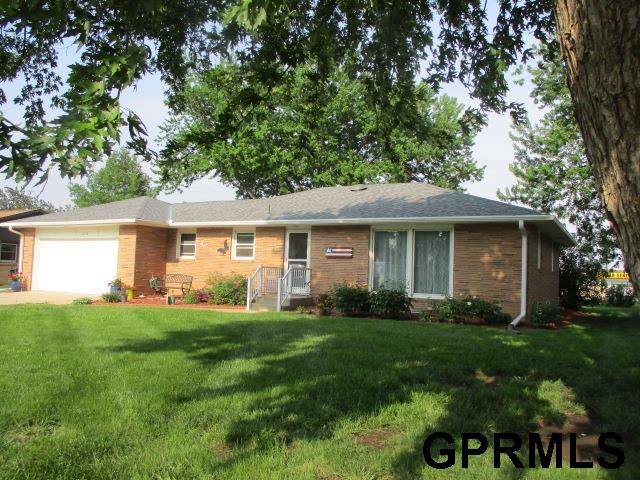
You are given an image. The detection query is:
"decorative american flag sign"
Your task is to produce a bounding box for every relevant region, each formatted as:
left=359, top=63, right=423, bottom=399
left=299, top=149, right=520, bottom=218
left=325, top=247, right=354, bottom=258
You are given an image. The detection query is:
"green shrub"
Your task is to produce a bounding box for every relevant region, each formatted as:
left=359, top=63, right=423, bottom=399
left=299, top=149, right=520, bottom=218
left=101, top=292, right=120, bottom=303
left=331, top=283, right=370, bottom=316
left=605, top=285, right=636, bottom=308
left=529, top=301, right=563, bottom=325
left=72, top=297, right=93, bottom=305
left=425, top=296, right=511, bottom=324
left=369, top=287, right=412, bottom=319
left=315, top=293, right=334, bottom=316
left=206, top=273, right=247, bottom=305
left=182, top=290, right=199, bottom=304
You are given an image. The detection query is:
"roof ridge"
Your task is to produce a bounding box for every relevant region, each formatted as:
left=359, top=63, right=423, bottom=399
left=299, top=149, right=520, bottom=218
left=450, top=190, right=542, bottom=215
left=171, top=182, right=454, bottom=206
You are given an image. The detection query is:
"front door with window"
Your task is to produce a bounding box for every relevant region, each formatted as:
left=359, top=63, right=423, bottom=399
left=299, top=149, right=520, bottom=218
left=285, top=231, right=310, bottom=295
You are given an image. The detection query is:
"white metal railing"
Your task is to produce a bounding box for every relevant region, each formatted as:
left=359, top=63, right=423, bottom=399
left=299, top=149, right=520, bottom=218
left=246, top=265, right=283, bottom=310
left=246, top=265, right=262, bottom=310
left=278, top=266, right=312, bottom=311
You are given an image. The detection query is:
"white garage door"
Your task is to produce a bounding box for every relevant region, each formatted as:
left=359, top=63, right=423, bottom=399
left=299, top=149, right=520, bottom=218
left=34, top=228, right=119, bottom=295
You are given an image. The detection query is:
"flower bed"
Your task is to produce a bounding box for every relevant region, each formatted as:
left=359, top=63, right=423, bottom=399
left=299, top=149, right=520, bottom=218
left=91, top=294, right=244, bottom=311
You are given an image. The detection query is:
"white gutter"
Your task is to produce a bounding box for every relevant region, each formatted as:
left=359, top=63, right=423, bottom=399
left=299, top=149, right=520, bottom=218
left=8, top=226, right=24, bottom=275
left=1, top=213, right=575, bottom=246
left=509, top=220, right=528, bottom=329
left=0, top=219, right=166, bottom=228
left=169, top=214, right=550, bottom=227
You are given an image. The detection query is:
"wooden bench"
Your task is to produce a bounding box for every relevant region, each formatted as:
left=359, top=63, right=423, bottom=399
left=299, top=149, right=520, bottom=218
left=149, top=274, right=193, bottom=296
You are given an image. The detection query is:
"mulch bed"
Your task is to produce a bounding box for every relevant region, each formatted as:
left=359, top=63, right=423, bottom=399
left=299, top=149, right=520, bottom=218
left=92, top=294, right=244, bottom=311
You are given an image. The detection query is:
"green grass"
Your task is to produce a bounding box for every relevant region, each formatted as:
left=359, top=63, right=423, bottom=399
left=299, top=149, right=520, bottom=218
left=0, top=305, right=638, bottom=479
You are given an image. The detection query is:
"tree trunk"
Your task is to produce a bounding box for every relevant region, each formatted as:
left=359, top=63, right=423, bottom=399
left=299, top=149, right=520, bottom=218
left=554, top=0, right=640, bottom=295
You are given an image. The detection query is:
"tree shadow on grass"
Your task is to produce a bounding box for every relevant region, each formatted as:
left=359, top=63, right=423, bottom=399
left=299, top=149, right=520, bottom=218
left=108, top=315, right=639, bottom=479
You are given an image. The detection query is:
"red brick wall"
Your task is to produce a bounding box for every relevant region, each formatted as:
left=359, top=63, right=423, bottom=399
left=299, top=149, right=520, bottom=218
left=165, top=227, right=285, bottom=289
left=452, top=223, right=523, bottom=317
left=310, top=226, right=371, bottom=294
left=117, top=225, right=137, bottom=289
left=18, top=221, right=560, bottom=317
left=19, top=228, right=35, bottom=291
left=527, top=225, right=560, bottom=308
left=307, top=223, right=524, bottom=317
left=133, top=226, right=168, bottom=294
left=117, top=225, right=168, bottom=295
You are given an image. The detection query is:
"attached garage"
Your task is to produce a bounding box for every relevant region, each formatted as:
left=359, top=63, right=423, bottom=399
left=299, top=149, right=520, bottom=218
left=33, top=227, right=119, bottom=294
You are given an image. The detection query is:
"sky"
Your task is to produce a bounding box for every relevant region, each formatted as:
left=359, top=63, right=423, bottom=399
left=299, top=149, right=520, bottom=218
left=0, top=6, right=545, bottom=208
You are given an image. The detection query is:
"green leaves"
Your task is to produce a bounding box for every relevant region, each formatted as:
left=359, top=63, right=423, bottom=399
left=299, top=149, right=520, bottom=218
left=2, top=0, right=557, bottom=184
left=498, top=42, right=619, bottom=305
left=157, top=62, right=483, bottom=198
left=68, top=149, right=154, bottom=207
left=0, top=186, right=56, bottom=211
left=225, top=0, right=272, bottom=29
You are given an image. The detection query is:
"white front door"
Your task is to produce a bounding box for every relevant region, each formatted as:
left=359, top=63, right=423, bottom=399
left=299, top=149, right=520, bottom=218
left=285, top=230, right=310, bottom=295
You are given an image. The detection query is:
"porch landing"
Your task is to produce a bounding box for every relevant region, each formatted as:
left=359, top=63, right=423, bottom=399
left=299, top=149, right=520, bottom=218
left=251, top=293, right=314, bottom=312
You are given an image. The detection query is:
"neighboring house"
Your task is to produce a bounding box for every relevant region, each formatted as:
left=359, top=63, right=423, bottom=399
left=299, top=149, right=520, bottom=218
left=0, top=209, right=45, bottom=282
left=0, top=183, right=573, bottom=322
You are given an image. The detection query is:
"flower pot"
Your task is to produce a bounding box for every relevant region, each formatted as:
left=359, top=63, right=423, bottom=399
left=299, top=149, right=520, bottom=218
left=167, top=295, right=176, bottom=305
left=9, top=280, right=21, bottom=292
left=120, top=293, right=127, bottom=303
left=126, top=288, right=134, bottom=301
left=110, top=285, right=120, bottom=294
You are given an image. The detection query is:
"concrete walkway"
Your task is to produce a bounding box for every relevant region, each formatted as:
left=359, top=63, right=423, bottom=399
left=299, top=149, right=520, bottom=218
left=0, top=290, right=97, bottom=305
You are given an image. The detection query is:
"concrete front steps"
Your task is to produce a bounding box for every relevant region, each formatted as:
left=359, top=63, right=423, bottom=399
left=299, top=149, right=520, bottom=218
left=250, top=294, right=314, bottom=312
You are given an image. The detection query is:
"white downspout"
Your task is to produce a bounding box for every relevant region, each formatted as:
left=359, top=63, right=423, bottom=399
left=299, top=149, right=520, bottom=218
left=509, top=220, right=528, bottom=329
left=8, top=226, right=24, bottom=275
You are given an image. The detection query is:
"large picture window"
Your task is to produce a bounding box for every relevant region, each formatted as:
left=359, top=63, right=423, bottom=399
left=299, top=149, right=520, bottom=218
left=0, top=243, right=17, bottom=263
left=371, top=228, right=452, bottom=298
left=413, top=231, right=450, bottom=295
left=373, top=231, right=407, bottom=289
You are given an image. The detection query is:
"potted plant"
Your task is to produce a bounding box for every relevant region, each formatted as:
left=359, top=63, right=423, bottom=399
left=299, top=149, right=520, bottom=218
left=7, top=272, right=22, bottom=292
left=108, top=278, right=123, bottom=294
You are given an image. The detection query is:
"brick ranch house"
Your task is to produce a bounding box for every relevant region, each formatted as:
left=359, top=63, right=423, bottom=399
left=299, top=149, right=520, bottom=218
left=1, top=183, right=573, bottom=324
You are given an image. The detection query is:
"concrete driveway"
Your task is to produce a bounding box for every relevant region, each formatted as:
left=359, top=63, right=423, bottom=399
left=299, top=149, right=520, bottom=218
left=0, top=290, right=97, bottom=305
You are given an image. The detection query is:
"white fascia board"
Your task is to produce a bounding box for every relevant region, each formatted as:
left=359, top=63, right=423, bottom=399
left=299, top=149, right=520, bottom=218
left=169, top=214, right=576, bottom=246
left=551, top=217, right=577, bottom=246
left=169, top=215, right=547, bottom=227
left=0, top=219, right=165, bottom=228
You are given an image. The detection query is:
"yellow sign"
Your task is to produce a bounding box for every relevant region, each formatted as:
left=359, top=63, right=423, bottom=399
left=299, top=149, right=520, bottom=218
left=607, top=271, right=629, bottom=280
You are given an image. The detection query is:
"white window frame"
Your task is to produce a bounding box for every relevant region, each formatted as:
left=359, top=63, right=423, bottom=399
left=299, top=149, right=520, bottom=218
left=368, top=224, right=454, bottom=300
left=176, top=230, right=197, bottom=259
left=232, top=229, right=256, bottom=261
left=0, top=242, right=18, bottom=263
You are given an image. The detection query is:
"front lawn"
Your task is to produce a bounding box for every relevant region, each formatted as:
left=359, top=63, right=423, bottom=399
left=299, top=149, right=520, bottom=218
left=0, top=305, right=638, bottom=479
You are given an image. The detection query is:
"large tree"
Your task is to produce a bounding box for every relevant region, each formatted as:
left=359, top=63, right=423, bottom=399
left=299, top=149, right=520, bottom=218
left=68, top=149, right=153, bottom=207
left=499, top=45, right=618, bottom=307
left=158, top=63, right=484, bottom=198
left=0, top=186, right=56, bottom=211
left=1, top=0, right=639, bottom=291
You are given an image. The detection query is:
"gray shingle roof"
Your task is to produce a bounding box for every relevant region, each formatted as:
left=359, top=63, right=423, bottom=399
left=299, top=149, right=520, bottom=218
left=171, top=183, right=541, bottom=222
left=2, top=196, right=170, bottom=224
left=2, top=183, right=544, bottom=226
left=1, top=183, right=575, bottom=245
